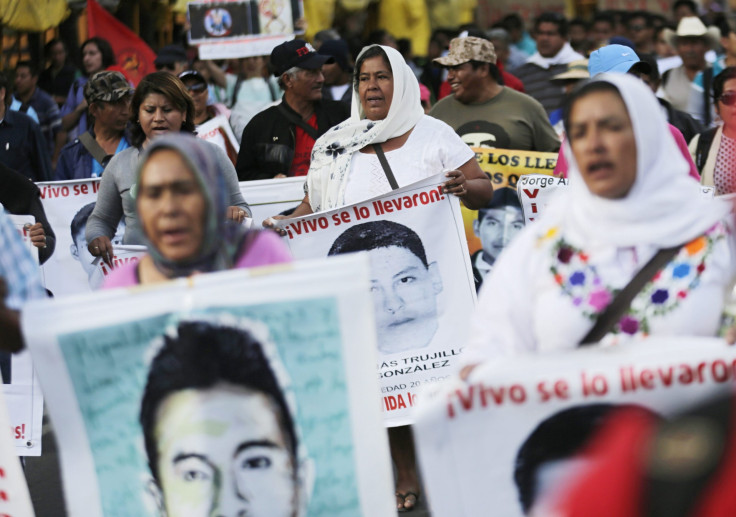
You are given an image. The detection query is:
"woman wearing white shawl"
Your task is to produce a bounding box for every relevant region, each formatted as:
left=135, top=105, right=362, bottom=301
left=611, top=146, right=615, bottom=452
left=462, top=73, right=736, bottom=369
left=264, top=44, right=491, bottom=225
left=265, top=45, right=491, bottom=513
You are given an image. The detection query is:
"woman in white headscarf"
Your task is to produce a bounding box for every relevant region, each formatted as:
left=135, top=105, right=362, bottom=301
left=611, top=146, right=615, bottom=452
left=265, top=44, right=492, bottom=224
left=266, top=45, right=492, bottom=512
left=462, top=73, right=735, bottom=371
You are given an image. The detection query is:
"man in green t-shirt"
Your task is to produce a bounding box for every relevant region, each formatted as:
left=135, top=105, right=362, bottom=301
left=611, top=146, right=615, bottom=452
left=430, top=36, right=560, bottom=153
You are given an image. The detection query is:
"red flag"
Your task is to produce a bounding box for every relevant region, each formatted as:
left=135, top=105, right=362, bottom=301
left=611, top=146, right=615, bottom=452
left=87, top=0, right=156, bottom=86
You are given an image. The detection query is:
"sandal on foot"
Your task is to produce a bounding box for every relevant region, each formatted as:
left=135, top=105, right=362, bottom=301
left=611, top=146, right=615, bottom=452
left=396, top=491, right=420, bottom=512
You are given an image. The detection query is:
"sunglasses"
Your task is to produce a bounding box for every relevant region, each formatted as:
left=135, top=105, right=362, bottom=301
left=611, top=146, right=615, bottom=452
left=155, top=63, right=176, bottom=71
left=185, top=83, right=207, bottom=93
left=719, top=91, right=736, bottom=106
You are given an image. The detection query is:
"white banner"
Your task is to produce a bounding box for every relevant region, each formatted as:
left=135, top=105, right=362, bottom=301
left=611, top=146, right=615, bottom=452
left=191, top=0, right=302, bottom=59
left=413, top=338, right=736, bottom=517
left=518, top=174, right=719, bottom=225
left=23, top=255, right=394, bottom=517
left=95, top=245, right=147, bottom=283
left=0, top=389, right=35, bottom=515
left=196, top=114, right=240, bottom=154
left=6, top=215, right=44, bottom=456
left=239, top=176, right=305, bottom=226
left=38, top=179, right=127, bottom=296
left=277, top=174, right=476, bottom=426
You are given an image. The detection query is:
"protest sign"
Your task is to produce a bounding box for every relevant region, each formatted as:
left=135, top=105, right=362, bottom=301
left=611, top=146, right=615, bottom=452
left=517, top=173, right=568, bottom=224
left=413, top=338, right=736, bottom=517
left=276, top=174, right=476, bottom=426
left=6, top=216, right=45, bottom=457
left=9, top=215, right=37, bottom=265
left=96, top=245, right=147, bottom=284
left=192, top=0, right=303, bottom=59
left=37, top=179, right=128, bottom=296
left=0, top=389, right=35, bottom=516
left=240, top=176, right=305, bottom=225
left=517, top=174, right=720, bottom=225
left=23, top=255, right=395, bottom=517
left=462, top=149, right=556, bottom=255
left=195, top=114, right=240, bottom=160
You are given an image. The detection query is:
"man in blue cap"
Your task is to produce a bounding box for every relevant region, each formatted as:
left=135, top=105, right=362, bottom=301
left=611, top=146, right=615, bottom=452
left=235, top=39, right=350, bottom=181
left=318, top=39, right=353, bottom=104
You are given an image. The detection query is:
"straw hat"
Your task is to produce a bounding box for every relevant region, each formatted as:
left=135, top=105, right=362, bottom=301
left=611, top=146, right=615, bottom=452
left=663, top=16, right=721, bottom=49
left=551, top=59, right=590, bottom=81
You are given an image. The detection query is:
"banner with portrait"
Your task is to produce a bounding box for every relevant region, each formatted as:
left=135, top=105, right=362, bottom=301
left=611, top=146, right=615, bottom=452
left=239, top=176, right=305, bottom=226
left=37, top=179, right=122, bottom=296
left=413, top=338, right=736, bottom=517
left=276, top=174, right=476, bottom=426
left=462, top=150, right=556, bottom=290
left=192, top=0, right=304, bottom=59
left=23, top=255, right=395, bottom=517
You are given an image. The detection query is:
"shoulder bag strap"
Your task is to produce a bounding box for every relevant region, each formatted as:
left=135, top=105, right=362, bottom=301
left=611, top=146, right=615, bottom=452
left=79, top=132, right=111, bottom=168
left=372, top=143, right=399, bottom=190
left=579, top=245, right=682, bottom=346
left=703, top=67, right=714, bottom=127
left=695, top=128, right=718, bottom=173
left=277, top=103, right=321, bottom=140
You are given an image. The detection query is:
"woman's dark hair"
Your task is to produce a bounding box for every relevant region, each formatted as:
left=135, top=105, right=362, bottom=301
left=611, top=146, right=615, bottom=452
left=130, top=71, right=196, bottom=147
left=353, top=46, right=391, bottom=93
left=80, top=37, right=116, bottom=75
left=713, top=66, right=736, bottom=101
left=562, top=80, right=623, bottom=136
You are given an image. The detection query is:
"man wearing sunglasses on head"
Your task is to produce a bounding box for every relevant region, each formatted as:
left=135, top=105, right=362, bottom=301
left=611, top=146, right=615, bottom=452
left=179, top=69, right=238, bottom=166
left=154, top=45, right=189, bottom=76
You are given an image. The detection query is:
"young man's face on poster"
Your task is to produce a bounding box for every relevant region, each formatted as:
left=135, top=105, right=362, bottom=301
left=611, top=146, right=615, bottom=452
left=475, top=206, right=524, bottom=263
left=153, top=384, right=298, bottom=517
left=368, top=245, right=443, bottom=354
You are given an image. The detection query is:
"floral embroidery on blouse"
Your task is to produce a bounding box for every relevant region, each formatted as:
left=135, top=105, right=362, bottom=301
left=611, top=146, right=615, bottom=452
left=549, top=222, right=725, bottom=336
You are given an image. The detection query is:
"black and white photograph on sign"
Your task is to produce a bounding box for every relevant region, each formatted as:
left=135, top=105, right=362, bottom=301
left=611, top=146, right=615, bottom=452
left=139, top=320, right=312, bottom=517
left=328, top=221, right=443, bottom=356
left=70, top=202, right=125, bottom=290
left=472, top=187, right=524, bottom=290
left=188, top=2, right=255, bottom=43
left=278, top=174, right=476, bottom=426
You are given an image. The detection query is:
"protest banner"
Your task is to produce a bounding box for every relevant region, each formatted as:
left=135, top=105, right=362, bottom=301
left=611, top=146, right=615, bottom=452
left=195, top=114, right=240, bottom=161
left=276, top=174, right=476, bottom=426
left=37, top=179, right=129, bottom=296
left=0, top=389, right=35, bottom=516
left=192, top=0, right=303, bottom=59
left=9, top=215, right=37, bottom=265
left=462, top=149, right=556, bottom=256
left=239, top=176, right=305, bottom=225
left=6, top=215, right=44, bottom=457
left=95, top=245, right=147, bottom=284
left=413, top=338, right=736, bottom=517
left=517, top=174, right=720, bottom=225
left=23, top=255, right=395, bottom=517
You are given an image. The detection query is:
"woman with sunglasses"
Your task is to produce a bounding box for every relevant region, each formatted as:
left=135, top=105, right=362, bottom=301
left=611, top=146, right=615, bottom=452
left=179, top=70, right=237, bottom=165
left=689, top=67, right=736, bottom=194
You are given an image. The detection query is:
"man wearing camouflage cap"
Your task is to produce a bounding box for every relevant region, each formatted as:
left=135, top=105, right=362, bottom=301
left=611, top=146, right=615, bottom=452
left=55, top=71, right=133, bottom=180
left=430, top=36, right=559, bottom=153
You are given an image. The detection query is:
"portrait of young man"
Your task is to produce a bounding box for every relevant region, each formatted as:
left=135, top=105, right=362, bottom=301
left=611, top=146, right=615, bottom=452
left=139, top=320, right=310, bottom=517
left=328, top=220, right=444, bottom=355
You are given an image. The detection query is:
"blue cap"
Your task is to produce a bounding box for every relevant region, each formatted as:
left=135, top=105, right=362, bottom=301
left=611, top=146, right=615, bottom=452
left=588, top=44, right=651, bottom=76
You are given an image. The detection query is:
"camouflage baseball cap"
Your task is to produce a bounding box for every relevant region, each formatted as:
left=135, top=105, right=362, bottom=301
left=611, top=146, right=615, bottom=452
left=84, top=71, right=133, bottom=104
left=433, top=37, right=497, bottom=67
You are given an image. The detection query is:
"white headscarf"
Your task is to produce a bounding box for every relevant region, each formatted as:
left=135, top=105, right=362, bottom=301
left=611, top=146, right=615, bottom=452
left=544, top=73, right=730, bottom=249
left=306, top=45, right=424, bottom=212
